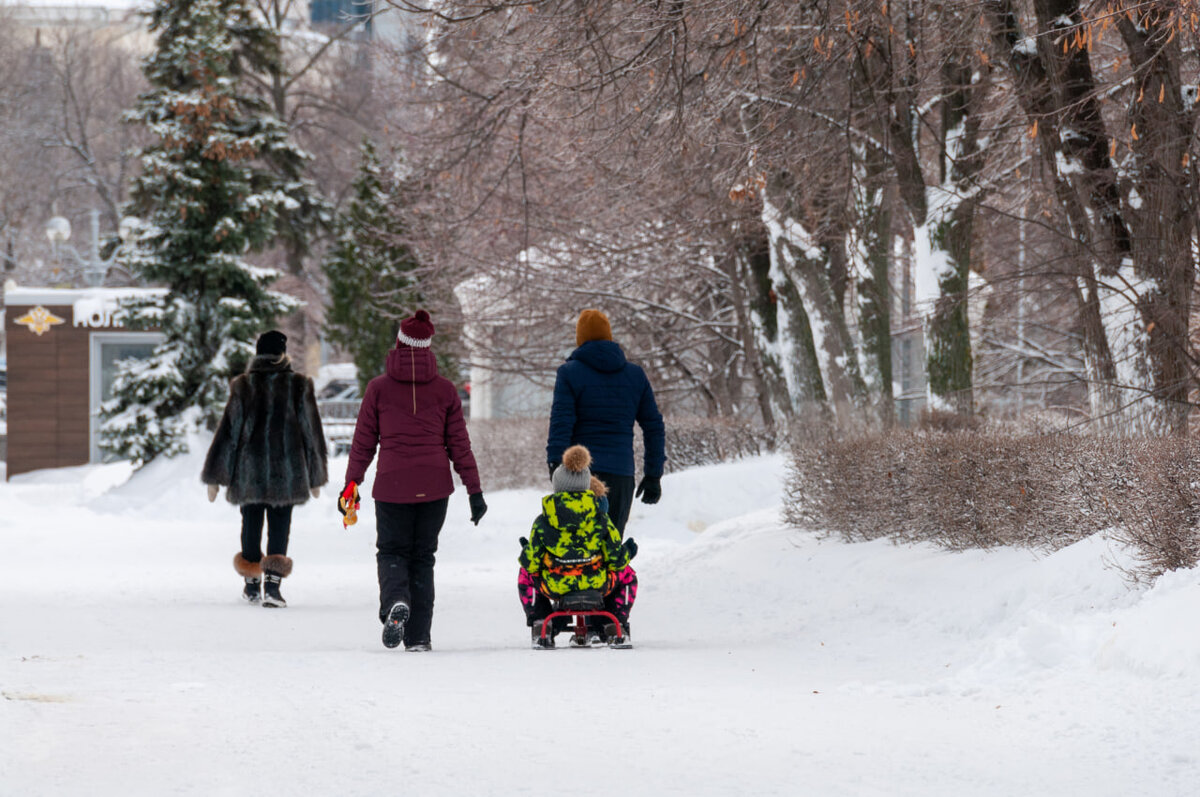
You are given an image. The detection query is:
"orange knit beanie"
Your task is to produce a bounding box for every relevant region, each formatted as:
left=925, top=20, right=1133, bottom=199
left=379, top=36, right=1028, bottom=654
left=575, top=309, right=613, bottom=346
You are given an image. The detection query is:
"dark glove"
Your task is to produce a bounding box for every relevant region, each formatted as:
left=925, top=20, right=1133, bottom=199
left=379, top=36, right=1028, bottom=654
left=635, top=475, right=661, bottom=505
left=548, top=461, right=559, bottom=480
left=622, top=537, right=638, bottom=560
left=469, top=492, right=488, bottom=525
left=519, top=536, right=529, bottom=548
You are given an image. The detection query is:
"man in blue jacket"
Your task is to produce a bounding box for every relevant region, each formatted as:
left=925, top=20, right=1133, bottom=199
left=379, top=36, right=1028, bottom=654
left=546, top=309, right=666, bottom=534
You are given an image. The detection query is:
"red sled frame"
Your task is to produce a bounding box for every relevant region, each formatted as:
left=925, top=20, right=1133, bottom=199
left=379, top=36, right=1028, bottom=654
left=537, top=609, right=626, bottom=646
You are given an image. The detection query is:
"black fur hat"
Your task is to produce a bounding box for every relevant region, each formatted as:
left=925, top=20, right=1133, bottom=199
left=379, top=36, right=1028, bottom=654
left=256, top=330, right=287, bottom=356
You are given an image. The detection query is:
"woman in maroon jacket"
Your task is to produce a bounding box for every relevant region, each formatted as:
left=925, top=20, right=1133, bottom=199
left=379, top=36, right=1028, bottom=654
left=342, top=310, right=487, bottom=651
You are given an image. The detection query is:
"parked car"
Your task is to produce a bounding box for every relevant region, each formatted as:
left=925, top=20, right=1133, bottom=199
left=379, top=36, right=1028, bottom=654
left=314, top=367, right=360, bottom=456
left=317, top=377, right=358, bottom=402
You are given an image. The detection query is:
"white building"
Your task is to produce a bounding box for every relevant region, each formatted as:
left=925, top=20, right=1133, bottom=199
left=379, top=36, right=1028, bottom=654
left=454, top=274, right=555, bottom=420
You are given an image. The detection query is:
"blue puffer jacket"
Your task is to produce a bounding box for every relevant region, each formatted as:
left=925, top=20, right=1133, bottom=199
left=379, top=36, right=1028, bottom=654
left=546, top=340, right=666, bottom=478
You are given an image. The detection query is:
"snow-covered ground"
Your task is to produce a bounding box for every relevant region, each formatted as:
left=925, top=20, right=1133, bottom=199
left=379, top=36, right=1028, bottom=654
left=2, top=449, right=1199, bottom=795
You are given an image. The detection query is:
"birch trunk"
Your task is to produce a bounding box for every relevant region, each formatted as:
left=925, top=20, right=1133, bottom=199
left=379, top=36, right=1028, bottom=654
left=762, top=197, right=868, bottom=415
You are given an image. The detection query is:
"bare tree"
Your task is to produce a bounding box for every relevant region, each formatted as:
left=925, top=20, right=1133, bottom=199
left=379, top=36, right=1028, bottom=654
left=0, top=22, right=146, bottom=284
left=376, top=0, right=1199, bottom=433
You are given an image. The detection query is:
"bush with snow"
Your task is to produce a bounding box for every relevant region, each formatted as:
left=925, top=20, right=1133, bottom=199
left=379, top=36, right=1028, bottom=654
left=787, top=429, right=1200, bottom=580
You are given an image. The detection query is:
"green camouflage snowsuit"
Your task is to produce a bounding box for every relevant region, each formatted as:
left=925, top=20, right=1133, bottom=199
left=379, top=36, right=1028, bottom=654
left=519, top=491, right=630, bottom=597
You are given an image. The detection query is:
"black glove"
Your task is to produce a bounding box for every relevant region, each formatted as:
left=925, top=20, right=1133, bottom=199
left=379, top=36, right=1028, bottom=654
left=469, top=492, right=488, bottom=525
left=635, top=475, right=661, bottom=504
left=547, top=461, right=559, bottom=480
left=519, top=536, right=529, bottom=548
left=622, top=537, right=638, bottom=560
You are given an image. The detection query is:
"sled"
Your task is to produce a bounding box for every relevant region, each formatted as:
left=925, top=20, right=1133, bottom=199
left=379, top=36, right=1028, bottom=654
left=535, top=588, right=630, bottom=649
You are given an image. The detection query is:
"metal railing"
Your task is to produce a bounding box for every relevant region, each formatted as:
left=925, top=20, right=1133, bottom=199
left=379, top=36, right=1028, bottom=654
left=319, top=399, right=360, bottom=455
left=317, top=399, right=361, bottom=420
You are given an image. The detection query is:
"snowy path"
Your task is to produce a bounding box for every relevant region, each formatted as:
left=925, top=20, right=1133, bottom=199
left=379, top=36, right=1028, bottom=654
left=2, top=453, right=1199, bottom=796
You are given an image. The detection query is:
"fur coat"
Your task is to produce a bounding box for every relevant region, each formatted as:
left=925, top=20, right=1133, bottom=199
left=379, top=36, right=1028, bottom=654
left=202, top=355, right=329, bottom=506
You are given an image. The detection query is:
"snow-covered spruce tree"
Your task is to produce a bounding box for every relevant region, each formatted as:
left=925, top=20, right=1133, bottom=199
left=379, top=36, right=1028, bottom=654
left=322, top=140, right=424, bottom=395
left=99, top=0, right=304, bottom=465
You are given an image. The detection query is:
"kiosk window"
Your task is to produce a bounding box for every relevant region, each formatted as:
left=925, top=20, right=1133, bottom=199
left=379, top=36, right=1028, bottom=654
left=90, top=333, right=163, bottom=463
left=99, top=341, right=158, bottom=403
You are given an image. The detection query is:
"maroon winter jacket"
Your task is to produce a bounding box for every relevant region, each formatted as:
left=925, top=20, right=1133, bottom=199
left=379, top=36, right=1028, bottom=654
left=345, top=346, right=482, bottom=504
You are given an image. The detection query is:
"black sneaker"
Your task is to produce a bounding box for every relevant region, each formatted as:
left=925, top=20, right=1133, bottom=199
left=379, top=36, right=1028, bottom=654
left=405, top=641, right=432, bottom=652
left=382, top=602, right=409, bottom=649
left=604, top=622, right=632, bottom=649
left=262, top=574, right=286, bottom=608
left=242, top=577, right=261, bottom=604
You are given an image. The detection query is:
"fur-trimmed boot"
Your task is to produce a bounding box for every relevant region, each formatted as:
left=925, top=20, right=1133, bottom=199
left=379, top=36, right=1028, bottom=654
left=261, top=554, right=293, bottom=608
left=234, top=554, right=264, bottom=604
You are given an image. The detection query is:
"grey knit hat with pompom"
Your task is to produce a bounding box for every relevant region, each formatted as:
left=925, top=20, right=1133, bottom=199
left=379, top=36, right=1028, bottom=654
left=552, top=445, right=592, bottom=493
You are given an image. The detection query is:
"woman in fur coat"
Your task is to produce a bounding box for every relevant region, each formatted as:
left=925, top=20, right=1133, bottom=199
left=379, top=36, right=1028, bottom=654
left=202, top=330, right=329, bottom=607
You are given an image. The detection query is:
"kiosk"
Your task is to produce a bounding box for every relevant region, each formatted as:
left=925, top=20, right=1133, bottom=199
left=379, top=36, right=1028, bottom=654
left=3, top=282, right=164, bottom=478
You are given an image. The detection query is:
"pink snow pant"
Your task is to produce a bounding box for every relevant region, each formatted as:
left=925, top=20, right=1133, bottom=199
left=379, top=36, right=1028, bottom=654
left=517, top=566, right=638, bottom=625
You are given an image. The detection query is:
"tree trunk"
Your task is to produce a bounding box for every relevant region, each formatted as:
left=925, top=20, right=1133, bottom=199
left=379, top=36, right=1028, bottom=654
left=726, top=231, right=779, bottom=433
left=763, top=197, right=868, bottom=414
left=1117, top=8, right=1197, bottom=434
left=859, top=3, right=983, bottom=416
left=986, top=0, right=1195, bottom=432
left=854, top=149, right=894, bottom=426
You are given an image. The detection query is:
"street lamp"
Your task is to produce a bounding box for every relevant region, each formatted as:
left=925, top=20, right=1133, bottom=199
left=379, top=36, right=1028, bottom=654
left=45, top=215, right=72, bottom=245
left=44, top=209, right=138, bottom=288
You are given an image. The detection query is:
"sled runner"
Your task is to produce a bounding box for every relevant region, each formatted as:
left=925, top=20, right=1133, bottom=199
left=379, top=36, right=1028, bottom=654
left=535, top=588, right=631, bottom=649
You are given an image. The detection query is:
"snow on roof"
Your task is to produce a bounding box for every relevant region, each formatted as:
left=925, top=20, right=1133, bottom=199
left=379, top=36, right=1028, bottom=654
left=3, top=0, right=150, bottom=27
left=3, top=283, right=164, bottom=308
left=8, top=0, right=148, bottom=10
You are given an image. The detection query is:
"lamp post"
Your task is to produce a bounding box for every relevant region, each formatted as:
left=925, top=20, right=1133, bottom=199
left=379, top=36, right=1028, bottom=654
left=45, top=209, right=138, bottom=288
left=44, top=214, right=72, bottom=279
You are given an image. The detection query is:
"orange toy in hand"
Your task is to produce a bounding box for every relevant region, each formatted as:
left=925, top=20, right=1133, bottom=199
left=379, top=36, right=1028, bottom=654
left=338, top=482, right=360, bottom=528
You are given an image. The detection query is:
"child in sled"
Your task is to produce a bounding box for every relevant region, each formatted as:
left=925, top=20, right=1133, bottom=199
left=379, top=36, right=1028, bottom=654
left=518, top=444, right=638, bottom=649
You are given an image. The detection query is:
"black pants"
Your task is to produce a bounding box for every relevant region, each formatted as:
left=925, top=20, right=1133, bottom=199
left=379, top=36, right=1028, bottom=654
left=376, top=498, right=449, bottom=646
left=240, top=504, right=293, bottom=562
left=594, top=472, right=635, bottom=536
left=587, top=472, right=635, bottom=634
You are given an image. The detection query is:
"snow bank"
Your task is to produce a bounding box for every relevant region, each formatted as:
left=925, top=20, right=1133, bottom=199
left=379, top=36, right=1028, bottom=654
left=1099, top=567, right=1200, bottom=677
left=648, top=506, right=1199, bottom=685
